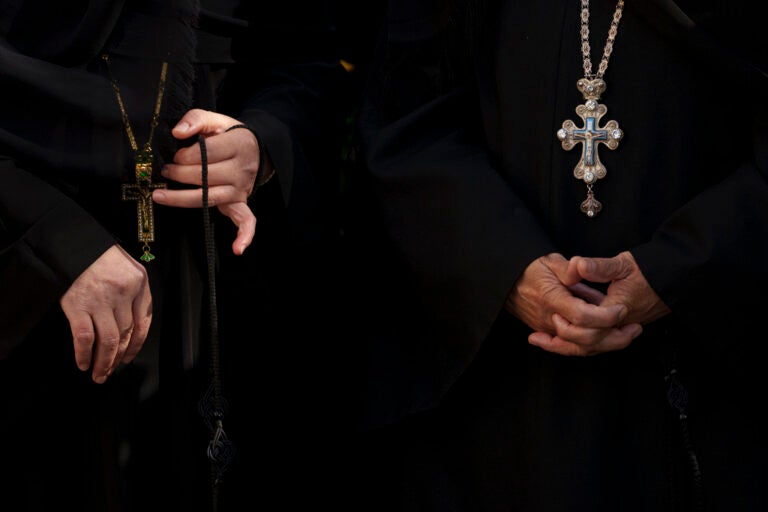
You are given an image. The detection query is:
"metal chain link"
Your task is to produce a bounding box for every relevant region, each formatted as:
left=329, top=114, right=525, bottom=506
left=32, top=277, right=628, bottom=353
left=580, top=0, right=625, bottom=79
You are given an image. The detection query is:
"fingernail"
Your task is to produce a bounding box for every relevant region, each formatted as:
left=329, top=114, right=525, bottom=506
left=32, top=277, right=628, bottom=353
left=631, top=325, right=643, bottom=339
left=95, top=374, right=107, bottom=384
left=153, top=189, right=166, bottom=201
left=175, top=121, right=191, bottom=133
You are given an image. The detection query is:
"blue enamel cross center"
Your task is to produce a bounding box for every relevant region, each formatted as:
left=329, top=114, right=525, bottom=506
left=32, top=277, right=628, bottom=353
left=557, top=78, right=623, bottom=217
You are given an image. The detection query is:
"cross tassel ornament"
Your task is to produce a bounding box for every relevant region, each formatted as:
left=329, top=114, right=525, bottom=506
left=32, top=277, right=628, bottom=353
left=557, top=78, right=623, bottom=217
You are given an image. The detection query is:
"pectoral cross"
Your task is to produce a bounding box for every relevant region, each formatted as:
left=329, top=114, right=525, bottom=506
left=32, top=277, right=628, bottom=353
left=557, top=78, right=623, bottom=217
left=122, top=153, right=166, bottom=262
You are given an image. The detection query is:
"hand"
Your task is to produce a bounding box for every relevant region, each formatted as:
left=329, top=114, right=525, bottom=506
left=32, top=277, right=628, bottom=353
left=153, top=108, right=260, bottom=255
left=506, top=253, right=642, bottom=356
left=569, top=251, right=671, bottom=326
left=59, top=244, right=152, bottom=384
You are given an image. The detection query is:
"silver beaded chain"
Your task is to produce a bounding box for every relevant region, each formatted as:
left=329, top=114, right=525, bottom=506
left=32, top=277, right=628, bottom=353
left=580, top=0, right=625, bottom=79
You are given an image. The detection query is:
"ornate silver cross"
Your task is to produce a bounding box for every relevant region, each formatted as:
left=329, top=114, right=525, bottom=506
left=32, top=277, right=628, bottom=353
left=557, top=78, right=623, bottom=217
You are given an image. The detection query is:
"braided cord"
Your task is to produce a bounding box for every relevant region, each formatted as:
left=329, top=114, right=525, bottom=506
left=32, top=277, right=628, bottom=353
left=198, top=135, right=234, bottom=512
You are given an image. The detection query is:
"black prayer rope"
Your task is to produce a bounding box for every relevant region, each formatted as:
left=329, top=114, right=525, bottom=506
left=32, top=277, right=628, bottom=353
left=665, top=368, right=704, bottom=511
left=198, top=134, right=235, bottom=512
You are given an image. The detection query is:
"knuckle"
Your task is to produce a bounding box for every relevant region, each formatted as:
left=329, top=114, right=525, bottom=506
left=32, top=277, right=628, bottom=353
left=100, top=336, right=119, bottom=350
left=569, top=309, right=588, bottom=325
left=134, top=316, right=152, bottom=334
left=74, top=330, right=95, bottom=346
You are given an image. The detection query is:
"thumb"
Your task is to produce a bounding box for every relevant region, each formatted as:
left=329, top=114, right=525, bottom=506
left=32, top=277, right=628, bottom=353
left=574, top=254, right=634, bottom=283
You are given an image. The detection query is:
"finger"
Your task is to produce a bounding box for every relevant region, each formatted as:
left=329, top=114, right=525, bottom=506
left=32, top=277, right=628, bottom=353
left=573, top=255, right=633, bottom=283
left=529, top=322, right=642, bottom=356
left=568, top=282, right=606, bottom=305
left=557, top=312, right=642, bottom=352
left=598, top=322, right=644, bottom=350
left=90, top=311, right=120, bottom=384
left=172, top=137, right=239, bottom=166
left=542, top=252, right=581, bottom=287
left=550, top=312, right=614, bottom=347
left=65, top=309, right=96, bottom=372
left=161, top=161, right=238, bottom=187
left=111, top=304, right=135, bottom=367
left=550, top=311, right=638, bottom=348
left=528, top=332, right=588, bottom=356
left=555, top=296, right=627, bottom=329
left=153, top=184, right=240, bottom=208
left=218, top=202, right=257, bottom=255
left=124, top=281, right=152, bottom=364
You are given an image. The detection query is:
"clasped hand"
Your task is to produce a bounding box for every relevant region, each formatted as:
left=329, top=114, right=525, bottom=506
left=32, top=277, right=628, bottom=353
left=505, top=251, right=671, bottom=356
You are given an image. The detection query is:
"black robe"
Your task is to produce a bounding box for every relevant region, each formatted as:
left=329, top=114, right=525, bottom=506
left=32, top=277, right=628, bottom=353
left=0, top=1, right=360, bottom=510
left=354, top=0, right=768, bottom=510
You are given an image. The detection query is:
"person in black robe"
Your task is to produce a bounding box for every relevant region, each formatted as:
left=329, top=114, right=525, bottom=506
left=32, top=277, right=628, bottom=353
left=352, top=0, right=768, bottom=510
left=0, top=1, right=363, bottom=511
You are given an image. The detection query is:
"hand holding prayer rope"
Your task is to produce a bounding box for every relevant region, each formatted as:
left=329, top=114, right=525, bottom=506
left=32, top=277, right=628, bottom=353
left=60, top=245, right=152, bottom=383
left=506, top=252, right=670, bottom=356
left=153, top=109, right=261, bottom=255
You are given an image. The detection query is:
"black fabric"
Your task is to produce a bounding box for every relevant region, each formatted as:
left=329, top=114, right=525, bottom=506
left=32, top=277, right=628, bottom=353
left=354, top=0, right=768, bottom=510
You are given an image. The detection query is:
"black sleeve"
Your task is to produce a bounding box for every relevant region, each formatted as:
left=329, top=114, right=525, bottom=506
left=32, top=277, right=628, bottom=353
left=0, top=4, right=125, bottom=356
left=0, top=158, right=115, bottom=358
left=357, top=0, right=556, bottom=420
left=631, top=6, right=768, bottom=307
left=208, top=0, right=360, bottom=244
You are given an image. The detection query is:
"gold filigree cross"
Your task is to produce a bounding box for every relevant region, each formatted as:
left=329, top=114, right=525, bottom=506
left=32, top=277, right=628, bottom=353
left=122, top=153, right=167, bottom=262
